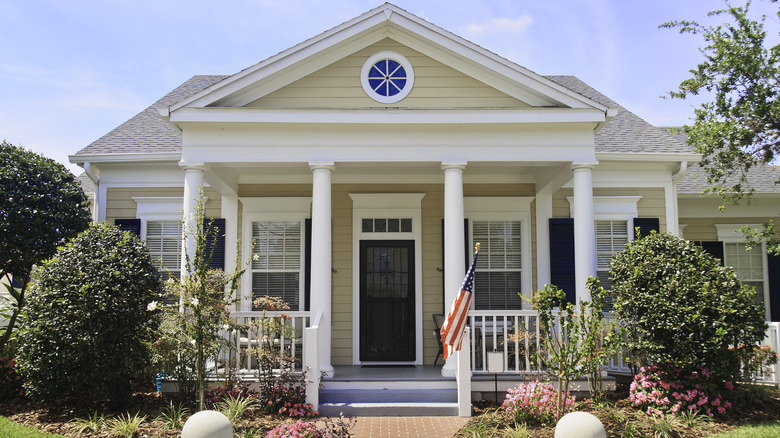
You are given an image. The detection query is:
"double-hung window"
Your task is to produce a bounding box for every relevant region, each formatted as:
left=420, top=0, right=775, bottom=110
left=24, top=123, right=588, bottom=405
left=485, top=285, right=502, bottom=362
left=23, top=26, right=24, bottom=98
left=717, top=225, right=769, bottom=316
left=595, top=220, right=629, bottom=289
left=146, top=220, right=182, bottom=281
left=241, top=198, right=311, bottom=312
left=466, top=197, right=533, bottom=310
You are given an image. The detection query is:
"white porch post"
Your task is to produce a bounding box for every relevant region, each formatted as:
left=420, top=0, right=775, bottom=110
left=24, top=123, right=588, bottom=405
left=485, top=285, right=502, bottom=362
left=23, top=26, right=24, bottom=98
left=572, top=162, right=597, bottom=304
left=310, top=162, right=335, bottom=377
left=180, top=162, right=205, bottom=276
left=535, top=192, right=553, bottom=289
left=222, top=194, right=239, bottom=304
left=442, top=162, right=466, bottom=378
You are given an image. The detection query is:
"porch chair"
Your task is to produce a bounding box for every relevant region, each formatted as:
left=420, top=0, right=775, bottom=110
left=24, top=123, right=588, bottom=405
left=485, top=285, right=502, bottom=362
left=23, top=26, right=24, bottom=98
left=433, top=313, right=445, bottom=365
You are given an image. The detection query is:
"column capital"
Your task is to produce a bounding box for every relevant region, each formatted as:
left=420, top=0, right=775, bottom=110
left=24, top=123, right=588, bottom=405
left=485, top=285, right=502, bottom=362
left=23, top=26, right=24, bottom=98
left=309, top=161, right=335, bottom=172
left=571, top=161, right=598, bottom=172
left=179, top=161, right=206, bottom=172
left=441, top=161, right=467, bottom=172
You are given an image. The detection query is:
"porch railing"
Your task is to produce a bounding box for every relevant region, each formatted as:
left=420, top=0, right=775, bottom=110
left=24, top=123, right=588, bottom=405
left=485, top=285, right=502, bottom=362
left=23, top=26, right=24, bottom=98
left=222, top=311, right=311, bottom=374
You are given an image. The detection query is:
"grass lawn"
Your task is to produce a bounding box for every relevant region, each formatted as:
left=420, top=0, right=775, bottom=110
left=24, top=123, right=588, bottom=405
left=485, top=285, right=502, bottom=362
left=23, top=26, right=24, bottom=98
left=711, top=423, right=780, bottom=437
left=0, top=416, right=68, bottom=438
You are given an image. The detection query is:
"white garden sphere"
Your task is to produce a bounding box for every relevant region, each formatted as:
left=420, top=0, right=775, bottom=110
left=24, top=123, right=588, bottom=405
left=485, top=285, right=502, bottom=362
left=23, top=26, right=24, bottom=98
left=181, top=410, right=233, bottom=438
left=554, top=411, right=606, bottom=438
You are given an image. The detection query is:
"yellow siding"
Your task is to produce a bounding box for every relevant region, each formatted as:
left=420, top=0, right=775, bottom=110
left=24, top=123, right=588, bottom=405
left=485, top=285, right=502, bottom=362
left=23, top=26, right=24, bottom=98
left=247, top=39, right=527, bottom=109
left=681, top=217, right=779, bottom=242
left=552, top=188, right=668, bottom=233
left=105, top=187, right=221, bottom=222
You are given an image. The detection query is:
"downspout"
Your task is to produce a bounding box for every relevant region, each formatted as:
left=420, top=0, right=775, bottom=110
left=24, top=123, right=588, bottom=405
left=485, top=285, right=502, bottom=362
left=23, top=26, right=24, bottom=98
left=84, top=162, right=99, bottom=223
left=671, top=161, right=689, bottom=237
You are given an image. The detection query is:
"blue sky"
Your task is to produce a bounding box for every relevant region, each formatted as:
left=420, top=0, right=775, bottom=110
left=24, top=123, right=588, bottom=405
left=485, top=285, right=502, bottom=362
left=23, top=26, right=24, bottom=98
left=1, top=0, right=778, bottom=174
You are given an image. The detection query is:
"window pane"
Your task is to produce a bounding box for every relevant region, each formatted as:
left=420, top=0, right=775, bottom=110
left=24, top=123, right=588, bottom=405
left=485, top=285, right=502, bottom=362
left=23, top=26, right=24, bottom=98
left=251, top=221, right=302, bottom=310
left=473, top=220, right=522, bottom=310
left=146, top=220, right=181, bottom=279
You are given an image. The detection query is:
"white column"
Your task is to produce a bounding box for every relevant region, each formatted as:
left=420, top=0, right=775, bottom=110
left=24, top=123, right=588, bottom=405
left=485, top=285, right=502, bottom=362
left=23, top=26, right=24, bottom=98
left=221, top=194, right=239, bottom=305
left=180, top=162, right=205, bottom=276
left=572, top=162, right=597, bottom=304
left=442, top=162, right=466, bottom=377
left=535, top=192, right=553, bottom=290
left=310, top=162, right=335, bottom=377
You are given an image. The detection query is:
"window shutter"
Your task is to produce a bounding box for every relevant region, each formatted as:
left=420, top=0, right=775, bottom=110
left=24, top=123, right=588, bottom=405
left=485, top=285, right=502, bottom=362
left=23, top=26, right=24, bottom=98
left=203, top=218, right=225, bottom=270
left=633, top=218, right=660, bottom=238
left=767, top=252, right=780, bottom=322
left=696, top=241, right=725, bottom=266
left=305, top=218, right=312, bottom=311
left=115, top=218, right=141, bottom=236
left=549, top=218, right=575, bottom=304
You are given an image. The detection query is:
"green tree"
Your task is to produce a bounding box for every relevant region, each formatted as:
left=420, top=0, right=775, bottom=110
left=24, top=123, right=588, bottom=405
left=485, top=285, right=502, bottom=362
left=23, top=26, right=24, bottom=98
left=610, top=232, right=767, bottom=385
left=0, top=141, right=91, bottom=349
left=15, top=223, right=162, bottom=404
left=663, top=1, right=780, bottom=253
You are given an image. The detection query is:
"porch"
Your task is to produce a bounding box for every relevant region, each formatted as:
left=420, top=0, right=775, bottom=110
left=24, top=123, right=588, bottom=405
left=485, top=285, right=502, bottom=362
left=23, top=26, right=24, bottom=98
left=219, top=310, right=780, bottom=416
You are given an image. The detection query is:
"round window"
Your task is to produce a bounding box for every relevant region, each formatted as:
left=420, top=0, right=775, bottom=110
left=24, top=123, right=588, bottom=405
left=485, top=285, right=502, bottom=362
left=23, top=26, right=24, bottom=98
left=361, top=51, right=415, bottom=104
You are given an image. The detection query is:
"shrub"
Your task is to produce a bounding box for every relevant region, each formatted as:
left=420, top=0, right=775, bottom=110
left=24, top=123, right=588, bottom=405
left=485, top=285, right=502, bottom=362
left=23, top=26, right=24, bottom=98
left=610, top=232, right=767, bottom=385
left=629, top=365, right=732, bottom=417
left=0, top=351, right=22, bottom=400
left=15, top=223, right=162, bottom=403
left=265, top=420, right=321, bottom=438
left=501, top=381, right=575, bottom=425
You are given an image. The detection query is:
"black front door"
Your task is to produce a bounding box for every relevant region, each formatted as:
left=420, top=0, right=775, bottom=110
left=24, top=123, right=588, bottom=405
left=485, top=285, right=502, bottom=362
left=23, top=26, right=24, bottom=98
left=359, top=240, right=415, bottom=362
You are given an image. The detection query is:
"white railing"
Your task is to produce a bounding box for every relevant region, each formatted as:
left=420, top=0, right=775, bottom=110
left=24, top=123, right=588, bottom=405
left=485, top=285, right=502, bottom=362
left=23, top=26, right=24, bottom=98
left=468, top=311, right=779, bottom=385
left=468, top=310, right=544, bottom=374
left=222, top=311, right=310, bottom=374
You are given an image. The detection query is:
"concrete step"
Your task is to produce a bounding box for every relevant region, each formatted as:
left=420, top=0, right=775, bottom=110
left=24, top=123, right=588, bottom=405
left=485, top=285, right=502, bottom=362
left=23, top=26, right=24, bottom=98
left=318, top=386, right=459, bottom=416
left=318, top=401, right=459, bottom=417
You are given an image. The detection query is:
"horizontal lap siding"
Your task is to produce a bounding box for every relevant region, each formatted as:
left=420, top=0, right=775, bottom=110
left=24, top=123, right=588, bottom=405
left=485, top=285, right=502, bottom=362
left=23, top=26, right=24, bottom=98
left=105, top=187, right=223, bottom=223
left=552, top=188, right=667, bottom=232
left=681, top=217, right=780, bottom=242
left=247, top=39, right=526, bottom=109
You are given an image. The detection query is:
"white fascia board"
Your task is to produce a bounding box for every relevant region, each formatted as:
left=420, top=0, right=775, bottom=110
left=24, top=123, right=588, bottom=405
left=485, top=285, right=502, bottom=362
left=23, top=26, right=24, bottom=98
left=69, top=152, right=181, bottom=165
left=169, top=107, right=607, bottom=125
left=596, top=152, right=702, bottom=163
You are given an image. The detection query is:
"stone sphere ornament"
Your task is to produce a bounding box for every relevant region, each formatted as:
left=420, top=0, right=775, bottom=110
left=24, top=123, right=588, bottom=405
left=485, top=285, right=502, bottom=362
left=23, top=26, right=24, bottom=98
left=181, top=410, right=233, bottom=438
left=554, top=411, right=606, bottom=438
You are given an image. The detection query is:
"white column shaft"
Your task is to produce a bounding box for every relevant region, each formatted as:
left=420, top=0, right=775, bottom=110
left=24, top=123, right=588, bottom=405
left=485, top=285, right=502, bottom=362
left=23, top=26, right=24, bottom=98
left=181, top=164, right=205, bottom=276
left=442, top=162, right=466, bottom=377
left=310, top=163, right=334, bottom=377
left=572, top=163, right=597, bottom=304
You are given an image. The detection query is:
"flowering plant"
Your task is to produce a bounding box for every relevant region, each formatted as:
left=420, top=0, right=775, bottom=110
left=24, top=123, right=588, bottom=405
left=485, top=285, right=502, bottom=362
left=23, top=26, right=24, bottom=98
left=629, top=365, right=732, bottom=417
left=0, top=352, right=23, bottom=400
left=501, top=381, right=576, bottom=424
left=265, top=420, right=322, bottom=438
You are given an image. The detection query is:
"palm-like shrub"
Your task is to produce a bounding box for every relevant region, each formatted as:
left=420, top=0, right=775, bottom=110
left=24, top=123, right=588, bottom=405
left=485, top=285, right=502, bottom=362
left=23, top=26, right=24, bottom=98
left=15, top=223, right=162, bottom=404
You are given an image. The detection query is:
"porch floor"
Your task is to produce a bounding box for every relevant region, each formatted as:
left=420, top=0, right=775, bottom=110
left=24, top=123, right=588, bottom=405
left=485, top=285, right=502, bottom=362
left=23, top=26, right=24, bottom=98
left=328, top=365, right=453, bottom=382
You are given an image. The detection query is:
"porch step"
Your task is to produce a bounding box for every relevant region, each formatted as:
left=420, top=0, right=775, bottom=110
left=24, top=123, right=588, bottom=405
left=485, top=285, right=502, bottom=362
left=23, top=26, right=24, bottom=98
left=318, top=366, right=459, bottom=416
left=318, top=389, right=459, bottom=417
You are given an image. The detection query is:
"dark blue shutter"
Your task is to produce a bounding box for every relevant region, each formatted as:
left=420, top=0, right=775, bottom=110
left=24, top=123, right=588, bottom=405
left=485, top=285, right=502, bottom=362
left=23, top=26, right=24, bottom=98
left=698, top=241, right=725, bottom=266
left=633, top=218, right=660, bottom=238
left=203, top=218, right=225, bottom=270
left=305, top=218, right=312, bottom=311
left=768, top=253, right=780, bottom=322
left=549, top=218, right=576, bottom=304
left=115, top=218, right=141, bottom=236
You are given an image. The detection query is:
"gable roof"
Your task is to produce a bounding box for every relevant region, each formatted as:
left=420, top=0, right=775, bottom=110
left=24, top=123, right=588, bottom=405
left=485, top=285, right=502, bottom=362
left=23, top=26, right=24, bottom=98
left=678, top=161, right=780, bottom=194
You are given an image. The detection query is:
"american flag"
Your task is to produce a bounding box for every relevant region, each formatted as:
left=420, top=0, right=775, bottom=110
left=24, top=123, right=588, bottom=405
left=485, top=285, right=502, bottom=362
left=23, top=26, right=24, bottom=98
left=440, top=245, right=479, bottom=361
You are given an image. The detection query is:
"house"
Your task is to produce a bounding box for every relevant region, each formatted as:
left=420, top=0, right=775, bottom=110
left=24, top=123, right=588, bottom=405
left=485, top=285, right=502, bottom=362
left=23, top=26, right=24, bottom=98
left=69, top=3, right=779, bottom=414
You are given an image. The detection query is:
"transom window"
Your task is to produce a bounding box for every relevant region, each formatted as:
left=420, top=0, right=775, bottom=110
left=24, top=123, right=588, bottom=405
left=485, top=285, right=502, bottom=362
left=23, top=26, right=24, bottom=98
left=362, top=218, right=413, bottom=233
left=472, top=220, right=523, bottom=310
left=146, top=220, right=182, bottom=281
left=360, top=51, right=415, bottom=104
left=251, top=221, right=303, bottom=310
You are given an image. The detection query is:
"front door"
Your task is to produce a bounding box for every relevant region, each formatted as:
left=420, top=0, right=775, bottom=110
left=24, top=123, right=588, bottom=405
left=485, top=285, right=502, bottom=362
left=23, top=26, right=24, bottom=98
left=359, top=240, right=415, bottom=362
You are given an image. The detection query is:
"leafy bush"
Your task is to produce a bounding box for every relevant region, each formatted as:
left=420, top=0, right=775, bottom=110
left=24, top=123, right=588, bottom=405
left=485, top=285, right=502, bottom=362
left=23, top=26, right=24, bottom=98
left=610, top=232, right=767, bottom=385
left=501, top=381, right=575, bottom=425
left=630, top=365, right=732, bottom=417
left=0, top=352, right=22, bottom=400
left=15, top=223, right=162, bottom=403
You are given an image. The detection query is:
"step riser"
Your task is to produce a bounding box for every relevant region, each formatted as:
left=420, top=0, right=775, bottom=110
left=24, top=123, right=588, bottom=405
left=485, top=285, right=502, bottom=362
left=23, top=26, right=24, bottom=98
left=321, top=389, right=457, bottom=404
left=322, top=380, right=456, bottom=391
left=318, top=403, right=459, bottom=417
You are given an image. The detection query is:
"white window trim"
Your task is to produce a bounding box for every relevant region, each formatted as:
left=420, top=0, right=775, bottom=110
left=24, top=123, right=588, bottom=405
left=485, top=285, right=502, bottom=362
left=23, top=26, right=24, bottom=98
left=240, top=197, right=312, bottom=312
left=717, top=224, right=771, bottom=320
left=349, top=193, right=425, bottom=365
left=132, top=197, right=184, bottom=239
left=360, top=51, right=415, bottom=104
left=465, top=197, right=533, bottom=306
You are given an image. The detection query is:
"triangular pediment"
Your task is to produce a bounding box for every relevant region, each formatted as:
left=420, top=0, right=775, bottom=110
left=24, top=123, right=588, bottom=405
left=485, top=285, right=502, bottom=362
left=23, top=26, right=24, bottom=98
left=168, top=3, right=607, bottom=113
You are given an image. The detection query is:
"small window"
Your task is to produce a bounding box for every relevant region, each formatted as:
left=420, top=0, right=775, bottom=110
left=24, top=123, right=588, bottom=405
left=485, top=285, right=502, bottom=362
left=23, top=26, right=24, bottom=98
left=361, top=51, right=415, bottom=104
left=724, top=243, right=766, bottom=306
left=361, top=218, right=413, bottom=233
left=146, top=220, right=182, bottom=281
left=473, top=220, right=523, bottom=310
left=595, top=220, right=629, bottom=289
left=251, top=221, right=303, bottom=310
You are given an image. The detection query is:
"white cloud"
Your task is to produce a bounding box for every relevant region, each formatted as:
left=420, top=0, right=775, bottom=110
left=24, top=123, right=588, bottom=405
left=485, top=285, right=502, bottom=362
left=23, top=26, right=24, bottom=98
left=465, top=14, right=533, bottom=37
